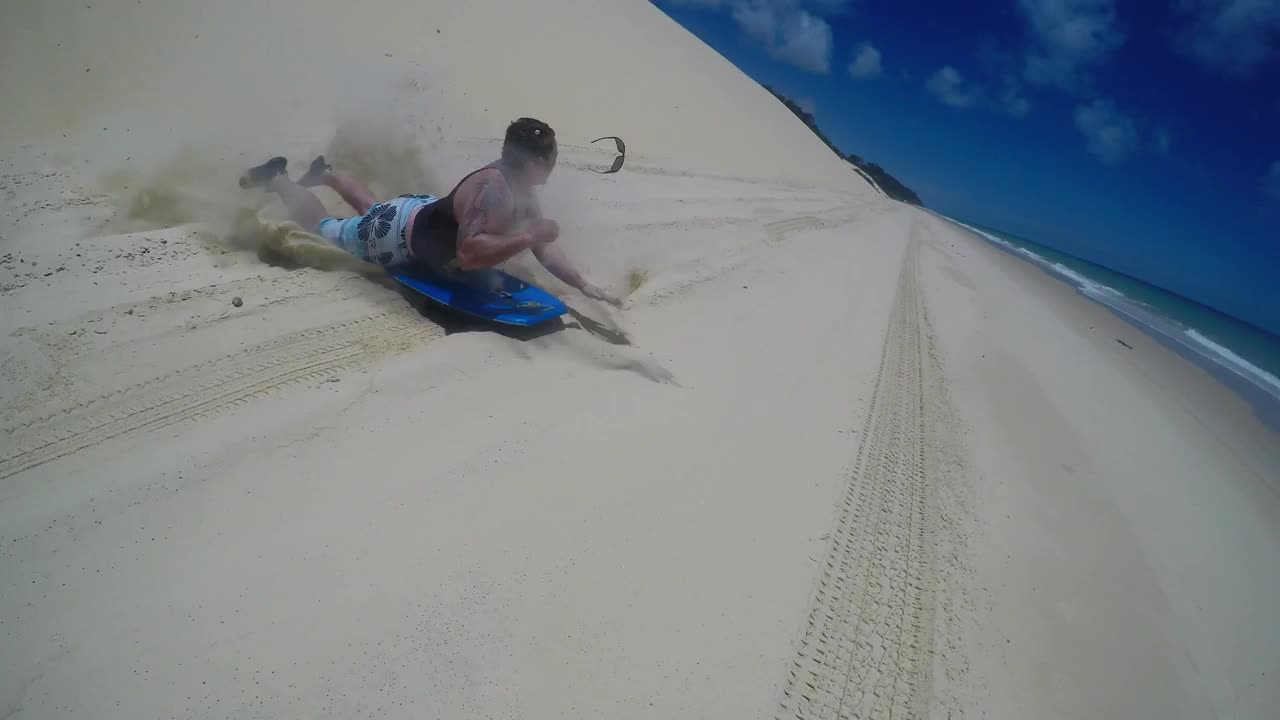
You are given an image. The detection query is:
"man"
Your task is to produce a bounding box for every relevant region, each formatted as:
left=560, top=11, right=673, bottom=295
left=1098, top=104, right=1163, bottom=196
left=239, top=117, right=619, bottom=305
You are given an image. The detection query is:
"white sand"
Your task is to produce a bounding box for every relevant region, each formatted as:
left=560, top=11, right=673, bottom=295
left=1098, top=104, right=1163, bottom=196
left=3, top=1, right=1278, bottom=718
left=917, top=216, right=1280, bottom=719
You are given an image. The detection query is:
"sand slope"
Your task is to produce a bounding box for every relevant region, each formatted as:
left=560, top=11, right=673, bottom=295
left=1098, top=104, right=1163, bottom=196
left=1, top=0, right=867, bottom=184
left=2, top=5, right=902, bottom=707
left=4, top=1, right=1279, bottom=719
left=3, top=178, right=910, bottom=719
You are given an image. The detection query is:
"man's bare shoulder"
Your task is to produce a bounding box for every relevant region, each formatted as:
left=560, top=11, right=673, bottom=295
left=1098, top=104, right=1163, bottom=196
left=457, top=168, right=507, bottom=201
left=456, top=169, right=510, bottom=211
left=456, top=168, right=515, bottom=236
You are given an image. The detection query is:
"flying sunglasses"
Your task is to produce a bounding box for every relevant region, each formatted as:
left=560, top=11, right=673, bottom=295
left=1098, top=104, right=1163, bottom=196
left=590, top=136, right=626, bottom=174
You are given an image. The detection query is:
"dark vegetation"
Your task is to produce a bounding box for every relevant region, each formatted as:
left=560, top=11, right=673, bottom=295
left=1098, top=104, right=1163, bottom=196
left=763, top=85, right=923, bottom=206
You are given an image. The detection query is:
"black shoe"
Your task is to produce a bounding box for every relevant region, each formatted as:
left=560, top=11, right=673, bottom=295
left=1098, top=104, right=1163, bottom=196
left=296, top=155, right=332, bottom=187
left=238, top=156, right=288, bottom=189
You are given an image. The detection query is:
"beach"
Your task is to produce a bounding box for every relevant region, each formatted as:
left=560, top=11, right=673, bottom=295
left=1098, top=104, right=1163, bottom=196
left=3, top=1, right=1279, bottom=718
left=918, top=213, right=1280, bottom=718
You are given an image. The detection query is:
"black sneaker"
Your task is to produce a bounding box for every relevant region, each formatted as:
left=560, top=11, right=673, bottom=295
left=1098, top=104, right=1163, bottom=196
left=238, top=156, right=288, bottom=189
left=296, top=155, right=332, bottom=187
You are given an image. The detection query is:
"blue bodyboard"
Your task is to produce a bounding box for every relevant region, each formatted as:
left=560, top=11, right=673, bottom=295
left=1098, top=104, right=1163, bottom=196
left=392, top=268, right=568, bottom=327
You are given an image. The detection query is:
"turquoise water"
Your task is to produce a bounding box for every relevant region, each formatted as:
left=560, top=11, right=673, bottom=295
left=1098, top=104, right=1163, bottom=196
left=940, top=215, right=1280, bottom=428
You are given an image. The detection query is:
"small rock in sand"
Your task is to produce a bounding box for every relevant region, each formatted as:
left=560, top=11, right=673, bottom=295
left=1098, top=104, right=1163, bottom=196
left=231, top=296, right=243, bottom=308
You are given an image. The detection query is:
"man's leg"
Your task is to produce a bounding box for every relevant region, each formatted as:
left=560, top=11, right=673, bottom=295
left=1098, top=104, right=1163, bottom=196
left=298, top=155, right=376, bottom=215
left=266, top=176, right=329, bottom=231
left=240, top=156, right=330, bottom=231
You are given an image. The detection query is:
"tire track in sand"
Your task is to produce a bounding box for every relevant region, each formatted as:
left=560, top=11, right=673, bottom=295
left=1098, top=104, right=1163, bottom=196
left=0, top=312, right=442, bottom=480
left=764, top=207, right=866, bottom=246
left=777, top=239, right=937, bottom=720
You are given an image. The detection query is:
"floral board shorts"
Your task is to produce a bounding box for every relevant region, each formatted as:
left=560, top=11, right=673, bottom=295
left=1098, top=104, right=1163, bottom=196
left=316, top=194, right=438, bottom=268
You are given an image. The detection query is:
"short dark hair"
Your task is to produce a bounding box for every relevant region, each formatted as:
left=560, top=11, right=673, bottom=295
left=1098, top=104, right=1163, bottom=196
left=502, top=118, right=557, bottom=169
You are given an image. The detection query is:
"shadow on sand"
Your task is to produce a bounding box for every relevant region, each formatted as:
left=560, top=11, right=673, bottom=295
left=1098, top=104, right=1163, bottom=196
left=391, top=280, right=633, bottom=345
left=255, top=250, right=633, bottom=345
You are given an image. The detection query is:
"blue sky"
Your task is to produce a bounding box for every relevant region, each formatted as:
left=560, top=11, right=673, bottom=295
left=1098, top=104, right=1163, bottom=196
left=652, top=0, right=1280, bottom=334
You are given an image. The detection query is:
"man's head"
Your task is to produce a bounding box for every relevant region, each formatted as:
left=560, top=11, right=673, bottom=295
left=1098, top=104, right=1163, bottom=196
left=502, top=117, right=558, bottom=186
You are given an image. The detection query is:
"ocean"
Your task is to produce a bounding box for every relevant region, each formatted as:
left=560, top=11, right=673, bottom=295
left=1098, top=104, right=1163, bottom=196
left=939, top=215, right=1280, bottom=430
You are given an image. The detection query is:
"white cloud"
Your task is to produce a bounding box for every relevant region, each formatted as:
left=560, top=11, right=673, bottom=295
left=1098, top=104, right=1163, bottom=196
left=1177, top=0, right=1280, bottom=74
left=1074, top=99, right=1140, bottom=164
left=662, top=0, right=839, bottom=73
left=775, top=12, right=833, bottom=74
left=923, top=51, right=1030, bottom=117
left=926, top=66, right=984, bottom=109
left=807, top=0, right=853, bottom=11
left=663, top=0, right=731, bottom=7
left=1264, top=161, right=1280, bottom=202
left=731, top=1, right=779, bottom=40
left=848, top=43, right=883, bottom=78
left=666, top=0, right=851, bottom=9
left=1153, top=127, right=1172, bottom=153
left=1003, top=94, right=1031, bottom=117
left=749, top=7, right=833, bottom=73
left=1001, top=76, right=1032, bottom=117
left=1018, top=0, right=1124, bottom=93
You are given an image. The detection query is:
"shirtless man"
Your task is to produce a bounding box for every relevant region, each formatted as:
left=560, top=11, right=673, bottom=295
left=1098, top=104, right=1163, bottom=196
left=239, top=117, right=619, bottom=305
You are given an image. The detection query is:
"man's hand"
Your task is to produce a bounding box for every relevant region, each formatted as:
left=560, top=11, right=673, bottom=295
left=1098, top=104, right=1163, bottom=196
left=530, top=218, right=559, bottom=243
left=581, top=283, right=621, bottom=307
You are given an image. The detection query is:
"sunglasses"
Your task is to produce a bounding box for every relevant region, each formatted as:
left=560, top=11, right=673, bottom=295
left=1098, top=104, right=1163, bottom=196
left=590, top=136, right=626, bottom=174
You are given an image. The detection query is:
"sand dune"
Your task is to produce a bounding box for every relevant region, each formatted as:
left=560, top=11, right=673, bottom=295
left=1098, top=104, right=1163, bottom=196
left=3, top=1, right=1278, bottom=719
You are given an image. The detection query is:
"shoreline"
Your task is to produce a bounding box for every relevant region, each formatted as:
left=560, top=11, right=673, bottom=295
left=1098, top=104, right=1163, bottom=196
left=936, top=212, right=1280, bottom=434
left=917, top=207, right=1280, bottom=717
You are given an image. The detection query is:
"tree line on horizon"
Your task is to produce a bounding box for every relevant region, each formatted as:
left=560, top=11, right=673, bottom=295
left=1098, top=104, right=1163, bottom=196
left=763, top=85, right=923, bottom=207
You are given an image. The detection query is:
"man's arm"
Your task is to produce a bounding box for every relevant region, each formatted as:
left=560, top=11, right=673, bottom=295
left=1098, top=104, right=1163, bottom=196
left=508, top=187, right=620, bottom=305
left=455, top=176, right=538, bottom=270
left=531, top=240, right=586, bottom=289
left=532, top=241, right=621, bottom=306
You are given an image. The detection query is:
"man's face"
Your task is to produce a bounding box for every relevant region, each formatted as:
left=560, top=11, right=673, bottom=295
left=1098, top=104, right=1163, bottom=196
left=532, top=147, right=558, bottom=185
